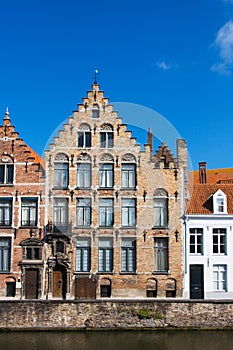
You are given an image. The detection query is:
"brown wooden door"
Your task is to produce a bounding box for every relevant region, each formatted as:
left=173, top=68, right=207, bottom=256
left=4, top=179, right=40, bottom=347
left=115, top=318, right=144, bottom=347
left=25, top=269, right=38, bottom=299
left=75, top=277, right=96, bottom=299
left=53, top=271, right=63, bottom=298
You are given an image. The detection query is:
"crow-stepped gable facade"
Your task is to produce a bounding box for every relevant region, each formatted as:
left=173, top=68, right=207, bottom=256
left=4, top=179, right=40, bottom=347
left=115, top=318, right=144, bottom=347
left=0, top=109, right=45, bottom=299
left=44, top=82, right=187, bottom=299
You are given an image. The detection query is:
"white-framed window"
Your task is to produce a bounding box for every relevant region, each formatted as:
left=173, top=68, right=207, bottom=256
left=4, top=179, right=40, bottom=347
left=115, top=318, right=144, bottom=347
left=0, top=164, right=14, bottom=184
left=78, top=123, right=91, bottom=148
left=213, top=265, right=227, bottom=291
left=54, top=153, right=69, bottom=188
left=121, top=164, right=136, bottom=188
left=76, top=238, right=91, bottom=272
left=0, top=237, right=11, bottom=272
left=21, top=198, right=38, bottom=227
left=98, top=238, right=113, bottom=273
left=77, top=163, right=91, bottom=188
left=76, top=198, right=91, bottom=226
left=154, top=237, right=168, bottom=272
left=99, top=164, right=113, bottom=188
left=99, top=198, right=114, bottom=227
left=100, top=124, right=113, bottom=148
left=153, top=189, right=168, bottom=227
left=213, top=228, right=226, bottom=254
left=121, top=199, right=136, bottom=227
left=92, top=103, right=99, bottom=119
left=53, top=198, right=68, bottom=231
left=0, top=198, right=12, bottom=226
left=189, top=228, right=203, bottom=254
left=121, top=238, right=136, bottom=273
left=213, top=190, right=227, bottom=214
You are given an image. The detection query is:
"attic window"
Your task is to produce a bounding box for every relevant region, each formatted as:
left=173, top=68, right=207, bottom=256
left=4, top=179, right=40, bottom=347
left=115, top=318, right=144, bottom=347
left=213, top=190, right=227, bottom=214
left=92, top=103, right=99, bottom=118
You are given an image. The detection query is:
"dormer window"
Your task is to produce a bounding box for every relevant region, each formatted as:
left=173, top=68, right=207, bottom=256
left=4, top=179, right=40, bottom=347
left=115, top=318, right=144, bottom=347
left=213, top=190, right=227, bottom=214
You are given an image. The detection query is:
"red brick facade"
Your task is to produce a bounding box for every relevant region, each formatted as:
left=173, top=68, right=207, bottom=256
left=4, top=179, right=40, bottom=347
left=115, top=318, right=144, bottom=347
left=0, top=109, right=45, bottom=299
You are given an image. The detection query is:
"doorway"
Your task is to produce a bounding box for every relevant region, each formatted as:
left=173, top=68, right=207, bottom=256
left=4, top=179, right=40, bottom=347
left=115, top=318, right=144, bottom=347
left=190, top=264, right=204, bottom=299
left=52, top=265, right=67, bottom=299
left=25, top=269, right=39, bottom=299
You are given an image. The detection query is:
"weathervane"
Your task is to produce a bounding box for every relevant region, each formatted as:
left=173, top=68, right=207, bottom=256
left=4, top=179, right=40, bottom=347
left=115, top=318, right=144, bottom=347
left=93, top=69, right=99, bottom=84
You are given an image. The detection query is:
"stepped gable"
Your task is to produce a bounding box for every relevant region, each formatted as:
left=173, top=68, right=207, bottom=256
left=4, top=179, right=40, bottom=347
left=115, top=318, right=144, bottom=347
left=0, top=108, right=45, bottom=171
left=153, top=142, right=177, bottom=168
left=187, top=167, right=233, bottom=215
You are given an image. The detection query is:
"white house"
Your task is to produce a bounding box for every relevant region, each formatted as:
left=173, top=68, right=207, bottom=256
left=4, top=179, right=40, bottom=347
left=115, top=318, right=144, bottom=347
left=184, top=162, right=233, bottom=299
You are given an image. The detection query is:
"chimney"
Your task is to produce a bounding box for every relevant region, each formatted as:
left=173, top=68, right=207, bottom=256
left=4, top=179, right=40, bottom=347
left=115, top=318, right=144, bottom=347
left=147, top=128, right=153, bottom=154
left=199, top=162, right=207, bottom=184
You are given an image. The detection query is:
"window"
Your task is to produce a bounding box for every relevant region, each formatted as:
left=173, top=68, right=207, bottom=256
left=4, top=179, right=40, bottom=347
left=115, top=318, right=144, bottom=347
left=154, top=237, right=168, bottom=272
left=76, top=238, right=91, bottom=272
left=213, top=190, right=227, bottom=214
left=54, top=198, right=68, bottom=231
left=189, top=228, right=203, bottom=254
left=121, top=164, right=136, bottom=188
left=76, top=198, right=91, bottom=226
left=0, top=238, right=11, bottom=272
left=100, top=124, right=113, bottom=148
left=77, top=163, right=91, bottom=188
left=121, top=238, right=136, bottom=272
left=0, top=199, right=12, bottom=226
left=56, top=241, right=65, bottom=254
left=6, top=281, right=16, bottom=297
left=100, top=279, right=111, bottom=297
left=99, top=199, right=113, bottom=227
left=78, top=124, right=91, bottom=148
left=98, top=238, right=113, bottom=272
left=0, top=164, right=13, bottom=184
left=21, top=198, right=38, bottom=226
left=99, top=164, right=113, bottom=188
left=213, top=228, right=226, bottom=254
left=25, top=247, right=42, bottom=260
left=213, top=265, right=227, bottom=291
left=154, top=190, right=168, bottom=227
left=92, top=104, right=99, bottom=118
left=121, top=199, right=136, bottom=227
left=54, top=163, right=68, bottom=188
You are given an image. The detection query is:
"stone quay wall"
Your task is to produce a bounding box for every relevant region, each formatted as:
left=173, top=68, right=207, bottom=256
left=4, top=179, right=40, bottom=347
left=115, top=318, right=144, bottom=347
left=1, top=299, right=233, bottom=330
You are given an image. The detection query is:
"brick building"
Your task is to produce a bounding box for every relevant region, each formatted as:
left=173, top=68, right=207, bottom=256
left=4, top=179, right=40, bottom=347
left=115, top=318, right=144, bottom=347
left=44, top=82, right=187, bottom=299
left=184, top=163, right=233, bottom=299
left=0, top=109, right=45, bottom=299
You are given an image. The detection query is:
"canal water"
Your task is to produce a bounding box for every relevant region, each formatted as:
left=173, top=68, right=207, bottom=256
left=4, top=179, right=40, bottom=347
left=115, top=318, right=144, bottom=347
left=1, top=330, right=233, bottom=350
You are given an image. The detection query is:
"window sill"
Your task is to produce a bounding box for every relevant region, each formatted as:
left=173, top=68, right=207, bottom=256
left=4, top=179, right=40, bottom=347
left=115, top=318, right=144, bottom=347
left=119, top=272, right=137, bottom=275
left=96, top=272, right=114, bottom=275
left=120, top=226, right=137, bottom=229
left=152, top=226, right=168, bottom=230
left=52, top=186, right=69, bottom=190
left=152, top=271, right=170, bottom=275
left=75, top=187, right=92, bottom=190
left=98, top=226, right=114, bottom=229
left=120, top=188, right=137, bottom=191
left=98, top=187, right=114, bottom=190
left=74, top=226, right=92, bottom=229
left=0, top=184, right=14, bottom=187
left=0, top=225, right=12, bottom=228
left=74, top=272, right=91, bottom=275
left=19, top=226, right=38, bottom=229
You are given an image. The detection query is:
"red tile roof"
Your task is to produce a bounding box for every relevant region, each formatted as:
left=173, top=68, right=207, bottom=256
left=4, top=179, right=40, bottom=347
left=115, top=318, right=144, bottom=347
left=187, top=168, right=233, bottom=215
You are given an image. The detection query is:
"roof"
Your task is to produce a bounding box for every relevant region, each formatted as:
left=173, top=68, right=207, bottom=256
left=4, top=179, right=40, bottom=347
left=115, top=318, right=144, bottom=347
left=25, top=145, right=45, bottom=170
left=186, top=168, right=233, bottom=215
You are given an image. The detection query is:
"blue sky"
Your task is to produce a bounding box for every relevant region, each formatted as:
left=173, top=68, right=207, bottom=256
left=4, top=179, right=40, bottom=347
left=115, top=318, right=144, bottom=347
left=0, top=0, right=233, bottom=170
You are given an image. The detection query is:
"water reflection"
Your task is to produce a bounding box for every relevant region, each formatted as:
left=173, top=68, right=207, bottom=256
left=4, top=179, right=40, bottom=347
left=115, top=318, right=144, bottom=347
left=1, top=330, right=233, bottom=350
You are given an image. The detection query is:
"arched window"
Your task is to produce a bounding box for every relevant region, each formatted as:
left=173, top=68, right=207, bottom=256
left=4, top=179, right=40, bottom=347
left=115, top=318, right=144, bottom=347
left=54, top=153, right=69, bottom=188
left=100, top=124, right=113, bottom=148
left=121, top=153, right=137, bottom=189
left=153, top=189, right=168, bottom=227
left=99, top=154, right=114, bottom=188
left=146, top=278, right=157, bottom=298
left=100, top=278, right=111, bottom=298
left=77, top=153, right=92, bottom=188
left=166, top=278, right=176, bottom=298
left=78, top=123, right=91, bottom=148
